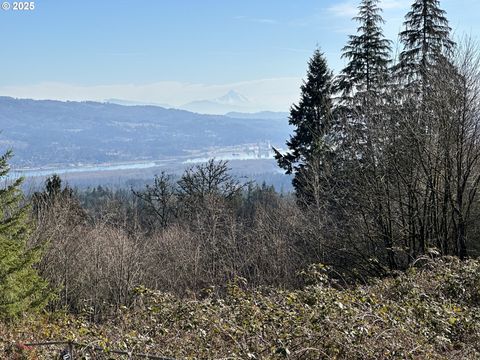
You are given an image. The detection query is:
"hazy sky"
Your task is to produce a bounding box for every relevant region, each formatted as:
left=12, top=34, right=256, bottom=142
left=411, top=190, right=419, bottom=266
left=0, top=0, right=477, bottom=111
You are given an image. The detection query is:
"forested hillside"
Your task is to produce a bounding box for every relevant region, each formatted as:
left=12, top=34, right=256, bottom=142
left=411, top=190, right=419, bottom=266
left=0, top=97, right=290, bottom=167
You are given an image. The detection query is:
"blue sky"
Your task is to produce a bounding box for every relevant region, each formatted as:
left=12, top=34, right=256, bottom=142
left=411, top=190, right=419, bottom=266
left=0, top=0, right=477, bottom=111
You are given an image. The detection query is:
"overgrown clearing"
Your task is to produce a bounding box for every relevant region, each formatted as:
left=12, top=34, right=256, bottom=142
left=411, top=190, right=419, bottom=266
left=3, top=257, right=480, bottom=359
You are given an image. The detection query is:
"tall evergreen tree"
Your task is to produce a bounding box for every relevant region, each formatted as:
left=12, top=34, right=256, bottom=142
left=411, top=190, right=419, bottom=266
left=0, top=150, right=48, bottom=318
left=397, top=0, right=454, bottom=82
left=337, top=0, right=391, bottom=99
left=274, top=49, right=336, bottom=201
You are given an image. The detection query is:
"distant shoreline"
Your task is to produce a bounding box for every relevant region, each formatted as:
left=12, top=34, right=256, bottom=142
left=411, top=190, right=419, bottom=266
left=11, top=161, right=162, bottom=178
left=10, top=153, right=278, bottom=179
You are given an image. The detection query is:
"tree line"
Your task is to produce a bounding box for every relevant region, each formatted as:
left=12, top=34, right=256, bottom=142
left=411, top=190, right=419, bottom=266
left=274, top=0, right=480, bottom=271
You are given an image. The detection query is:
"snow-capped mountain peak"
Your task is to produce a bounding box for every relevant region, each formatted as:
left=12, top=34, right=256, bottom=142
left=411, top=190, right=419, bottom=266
left=180, top=90, right=254, bottom=114
left=216, top=90, right=250, bottom=105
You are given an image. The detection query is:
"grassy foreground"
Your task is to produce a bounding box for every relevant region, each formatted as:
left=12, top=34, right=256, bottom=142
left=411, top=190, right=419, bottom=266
left=2, top=257, right=480, bottom=359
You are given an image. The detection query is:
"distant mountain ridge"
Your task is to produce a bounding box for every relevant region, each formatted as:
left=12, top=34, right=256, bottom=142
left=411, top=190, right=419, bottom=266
left=104, top=98, right=172, bottom=108
left=0, top=96, right=291, bottom=168
left=104, top=91, right=288, bottom=117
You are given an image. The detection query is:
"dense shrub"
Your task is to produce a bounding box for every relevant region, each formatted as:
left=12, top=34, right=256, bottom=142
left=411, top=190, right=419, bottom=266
left=3, top=257, right=480, bottom=359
